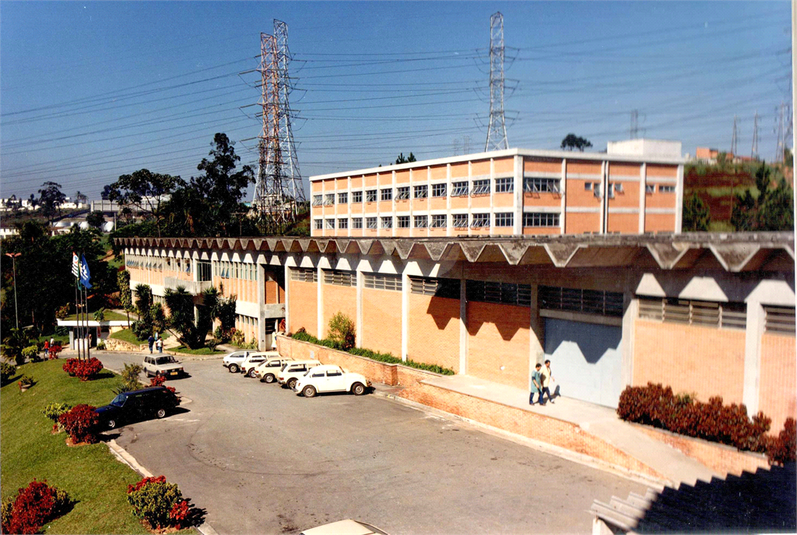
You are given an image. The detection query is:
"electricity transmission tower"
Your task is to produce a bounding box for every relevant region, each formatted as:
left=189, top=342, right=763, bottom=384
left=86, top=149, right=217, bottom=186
left=730, top=115, right=739, bottom=157
left=630, top=110, right=639, bottom=139
left=774, top=100, right=792, bottom=163
left=751, top=111, right=759, bottom=160
left=252, top=20, right=305, bottom=231
left=485, top=12, right=508, bottom=152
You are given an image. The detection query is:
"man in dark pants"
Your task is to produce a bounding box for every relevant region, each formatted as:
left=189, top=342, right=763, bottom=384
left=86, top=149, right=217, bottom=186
left=540, top=359, right=555, bottom=404
left=147, top=334, right=155, bottom=354
left=529, top=363, right=544, bottom=405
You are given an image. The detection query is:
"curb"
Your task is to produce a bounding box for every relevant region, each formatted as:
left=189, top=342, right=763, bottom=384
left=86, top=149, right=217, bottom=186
left=371, top=389, right=668, bottom=490
left=107, top=439, right=217, bottom=535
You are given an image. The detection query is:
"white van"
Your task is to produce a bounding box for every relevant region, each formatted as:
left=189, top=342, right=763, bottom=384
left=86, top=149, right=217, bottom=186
left=253, top=356, right=294, bottom=383
left=276, top=360, right=322, bottom=390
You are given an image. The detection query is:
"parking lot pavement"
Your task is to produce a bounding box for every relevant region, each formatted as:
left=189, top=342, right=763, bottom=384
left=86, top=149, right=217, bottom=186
left=95, top=353, right=648, bottom=534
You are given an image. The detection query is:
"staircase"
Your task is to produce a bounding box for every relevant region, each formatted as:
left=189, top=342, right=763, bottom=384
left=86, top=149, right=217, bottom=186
left=591, top=463, right=796, bottom=534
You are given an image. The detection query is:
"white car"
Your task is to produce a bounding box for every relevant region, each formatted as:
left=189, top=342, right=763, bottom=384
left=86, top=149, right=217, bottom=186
left=253, top=356, right=294, bottom=383
left=222, top=350, right=266, bottom=373
left=294, top=364, right=371, bottom=398
left=142, top=355, right=185, bottom=378
left=301, top=519, right=388, bottom=535
left=276, top=360, right=322, bottom=390
left=241, top=352, right=279, bottom=377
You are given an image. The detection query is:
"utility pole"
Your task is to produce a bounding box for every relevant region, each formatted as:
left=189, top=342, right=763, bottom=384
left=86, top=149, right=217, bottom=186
left=485, top=12, right=509, bottom=152
left=630, top=110, right=639, bottom=139
left=5, top=252, right=20, bottom=329
left=774, top=100, right=791, bottom=163
left=730, top=115, right=739, bottom=158
left=751, top=111, right=759, bottom=160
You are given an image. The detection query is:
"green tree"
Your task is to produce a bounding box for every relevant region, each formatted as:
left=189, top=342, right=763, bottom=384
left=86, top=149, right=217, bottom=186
left=682, top=193, right=711, bottom=231
left=1, top=328, right=32, bottom=365
left=395, top=152, right=417, bottom=164
left=731, top=163, right=794, bottom=231
left=38, top=181, right=66, bottom=223
left=560, top=134, right=593, bottom=152
left=86, top=211, right=105, bottom=229
left=117, top=270, right=133, bottom=327
left=327, top=312, right=355, bottom=350
left=132, top=284, right=154, bottom=339
left=106, top=169, right=185, bottom=237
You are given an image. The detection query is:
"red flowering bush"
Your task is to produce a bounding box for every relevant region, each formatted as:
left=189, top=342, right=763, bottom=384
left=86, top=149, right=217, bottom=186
left=617, top=383, right=772, bottom=453
left=149, top=375, right=166, bottom=387
left=126, top=476, right=184, bottom=529
left=58, top=404, right=100, bottom=444
left=1, top=480, right=71, bottom=534
left=62, top=358, right=103, bottom=381
left=168, top=500, right=190, bottom=529
left=767, top=418, right=797, bottom=465
left=48, top=345, right=63, bottom=360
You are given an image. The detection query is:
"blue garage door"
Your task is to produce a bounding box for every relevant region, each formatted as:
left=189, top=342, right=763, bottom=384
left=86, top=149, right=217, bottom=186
left=543, top=318, right=623, bottom=408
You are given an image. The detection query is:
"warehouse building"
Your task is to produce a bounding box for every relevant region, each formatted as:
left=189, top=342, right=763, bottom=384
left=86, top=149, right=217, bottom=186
left=120, top=231, right=795, bottom=431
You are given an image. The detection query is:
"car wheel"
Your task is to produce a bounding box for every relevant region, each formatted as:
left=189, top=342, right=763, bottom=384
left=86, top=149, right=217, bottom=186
left=352, top=382, right=366, bottom=396
left=264, top=374, right=275, bottom=384
left=287, top=378, right=297, bottom=390
left=229, top=364, right=239, bottom=373
left=302, top=385, right=316, bottom=398
left=156, top=408, right=167, bottom=419
left=107, top=419, right=117, bottom=429
left=247, top=369, right=258, bottom=378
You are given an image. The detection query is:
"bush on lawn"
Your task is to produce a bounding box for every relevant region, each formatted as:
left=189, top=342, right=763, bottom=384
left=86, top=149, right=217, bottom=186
left=62, top=357, right=104, bottom=381
left=327, top=312, right=356, bottom=351
left=617, top=382, right=772, bottom=453
left=58, top=404, right=100, bottom=444
left=767, top=417, right=797, bottom=466
left=42, top=402, right=72, bottom=433
left=113, top=363, right=143, bottom=394
left=1, top=362, right=17, bottom=385
left=126, top=476, right=184, bottom=530
left=1, top=480, right=72, bottom=534
left=22, top=345, right=41, bottom=363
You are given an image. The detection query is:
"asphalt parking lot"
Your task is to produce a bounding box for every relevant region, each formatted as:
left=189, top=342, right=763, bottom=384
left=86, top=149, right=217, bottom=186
left=97, top=352, right=647, bottom=534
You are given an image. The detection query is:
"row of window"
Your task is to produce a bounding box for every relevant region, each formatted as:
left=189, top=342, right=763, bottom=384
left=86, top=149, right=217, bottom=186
left=313, top=212, right=560, bottom=231
left=638, top=297, right=746, bottom=330
left=540, top=286, right=624, bottom=318
left=125, top=254, right=191, bottom=273
left=212, top=261, right=258, bottom=282
left=312, top=178, right=676, bottom=206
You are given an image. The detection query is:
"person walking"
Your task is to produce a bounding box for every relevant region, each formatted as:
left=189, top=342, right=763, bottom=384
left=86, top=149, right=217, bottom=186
left=529, top=362, right=544, bottom=405
left=540, top=359, right=555, bottom=404
left=156, top=338, right=163, bottom=354
left=147, top=334, right=155, bottom=354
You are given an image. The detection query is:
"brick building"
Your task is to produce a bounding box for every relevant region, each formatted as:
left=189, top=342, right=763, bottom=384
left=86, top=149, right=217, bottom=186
left=120, top=232, right=795, bottom=431
left=310, top=140, right=684, bottom=238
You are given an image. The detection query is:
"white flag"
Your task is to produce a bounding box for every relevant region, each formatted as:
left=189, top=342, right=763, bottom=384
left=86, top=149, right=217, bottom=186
left=71, top=252, right=80, bottom=278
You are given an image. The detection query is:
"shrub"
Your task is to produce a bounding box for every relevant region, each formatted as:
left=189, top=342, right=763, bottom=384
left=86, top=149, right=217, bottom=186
left=328, top=312, right=356, bottom=350
left=230, top=329, right=246, bottom=347
left=168, top=500, right=190, bottom=529
left=1, top=362, right=16, bottom=384
left=617, top=383, right=771, bottom=453
left=18, top=375, right=34, bottom=388
left=22, top=345, right=40, bottom=363
left=150, top=375, right=166, bottom=387
left=55, top=304, right=71, bottom=320
left=48, top=345, right=63, bottom=360
left=96, top=339, right=106, bottom=351
left=62, top=357, right=104, bottom=381
left=767, top=418, right=797, bottom=465
left=1, top=480, right=71, bottom=535
left=126, top=476, right=183, bottom=529
left=42, top=402, right=72, bottom=432
left=58, top=404, right=100, bottom=444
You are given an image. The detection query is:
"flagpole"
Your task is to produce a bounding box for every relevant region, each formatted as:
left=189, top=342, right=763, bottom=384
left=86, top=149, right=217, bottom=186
left=74, top=276, right=81, bottom=360
left=85, top=284, right=91, bottom=359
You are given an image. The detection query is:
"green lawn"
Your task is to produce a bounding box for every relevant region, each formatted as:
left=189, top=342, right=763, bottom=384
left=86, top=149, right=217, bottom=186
left=62, top=310, right=129, bottom=322
left=1, top=360, right=149, bottom=534
left=172, top=346, right=224, bottom=356
left=109, top=329, right=170, bottom=345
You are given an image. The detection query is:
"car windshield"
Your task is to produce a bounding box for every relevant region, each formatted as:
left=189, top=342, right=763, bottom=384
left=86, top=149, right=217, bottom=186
left=110, top=394, right=126, bottom=407
left=155, top=356, right=176, bottom=365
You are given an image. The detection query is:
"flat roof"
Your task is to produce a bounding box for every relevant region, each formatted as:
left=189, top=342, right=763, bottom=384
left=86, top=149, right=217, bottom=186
left=309, top=148, right=686, bottom=182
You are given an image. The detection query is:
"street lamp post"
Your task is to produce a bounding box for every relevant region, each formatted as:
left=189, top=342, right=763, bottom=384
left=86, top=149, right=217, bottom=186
left=5, top=252, right=21, bottom=329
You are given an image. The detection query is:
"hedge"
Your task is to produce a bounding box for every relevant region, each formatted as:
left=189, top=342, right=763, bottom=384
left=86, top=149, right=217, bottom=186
left=291, top=331, right=455, bottom=375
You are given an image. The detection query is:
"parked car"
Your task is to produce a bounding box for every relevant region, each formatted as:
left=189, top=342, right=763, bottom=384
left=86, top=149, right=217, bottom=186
left=276, top=360, right=322, bottom=390
left=94, top=386, right=180, bottom=429
left=222, top=350, right=267, bottom=373
left=294, top=364, right=371, bottom=398
left=240, top=352, right=278, bottom=377
left=142, top=355, right=185, bottom=378
left=301, top=519, right=388, bottom=535
left=253, top=356, right=294, bottom=383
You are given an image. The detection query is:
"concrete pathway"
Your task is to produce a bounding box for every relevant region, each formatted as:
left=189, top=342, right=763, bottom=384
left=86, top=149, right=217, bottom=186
left=420, top=374, right=718, bottom=488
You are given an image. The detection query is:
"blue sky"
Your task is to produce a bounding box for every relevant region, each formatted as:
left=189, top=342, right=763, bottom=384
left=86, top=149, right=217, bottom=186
left=0, top=1, right=791, bottom=202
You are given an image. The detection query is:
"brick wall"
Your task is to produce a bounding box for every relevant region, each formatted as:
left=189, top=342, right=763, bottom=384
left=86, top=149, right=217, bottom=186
left=633, top=320, right=745, bottom=404
left=635, top=424, right=769, bottom=477
left=408, top=294, right=460, bottom=372
left=466, top=301, right=530, bottom=390
left=362, top=288, right=402, bottom=356
left=289, top=280, right=318, bottom=336
left=759, top=333, right=797, bottom=432
left=321, top=284, right=357, bottom=340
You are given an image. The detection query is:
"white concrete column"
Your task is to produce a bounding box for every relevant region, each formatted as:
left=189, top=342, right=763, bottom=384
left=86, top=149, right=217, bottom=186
left=601, top=161, right=609, bottom=234
left=401, top=267, right=409, bottom=362
left=529, top=284, right=545, bottom=389
left=639, top=163, right=647, bottom=233
left=743, top=301, right=765, bottom=414
left=317, top=264, right=324, bottom=338
left=446, top=163, right=453, bottom=237
left=283, top=261, right=291, bottom=333
left=621, top=294, right=638, bottom=388
left=513, top=155, right=523, bottom=235
left=459, top=277, right=468, bottom=375
left=356, top=263, right=364, bottom=348
left=560, top=159, right=567, bottom=234
left=257, top=260, right=266, bottom=351
left=675, top=164, right=685, bottom=233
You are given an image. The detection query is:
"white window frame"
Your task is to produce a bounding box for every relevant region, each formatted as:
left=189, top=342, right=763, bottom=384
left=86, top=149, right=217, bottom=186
left=495, top=177, right=514, bottom=193
left=414, top=215, right=428, bottom=228
left=380, top=188, right=393, bottom=201
left=338, top=218, right=349, bottom=229
left=470, top=213, right=490, bottom=228
left=397, top=215, right=410, bottom=228
left=432, top=183, right=447, bottom=197
left=414, top=185, right=428, bottom=199
left=431, top=214, right=447, bottom=228
left=324, top=218, right=335, bottom=230
left=381, top=216, right=393, bottom=229
left=471, top=179, right=490, bottom=196
left=451, top=181, right=469, bottom=197
left=366, top=217, right=378, bottom=229
left=495, top=212, right=514, bottom=227
left=352, top=191, right=363, bottom=203
left=352, top=217, right=363, bottom=229
left=366, top=189, right=377, bottom=202
left=452, top=214, right=468, bottom=228
left=396, top=186, right=410, bottom=200
left=324, top=194, right=335, bottom=206
left=338, top=192, right=348, bottom=204
left=312, top=195, right=323, bottom=206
